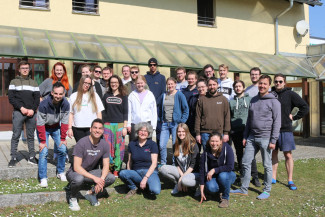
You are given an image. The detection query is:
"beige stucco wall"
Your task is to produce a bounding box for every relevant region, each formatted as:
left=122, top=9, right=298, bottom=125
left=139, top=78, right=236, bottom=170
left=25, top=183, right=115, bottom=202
left=0, top=0, right=309, bottom=55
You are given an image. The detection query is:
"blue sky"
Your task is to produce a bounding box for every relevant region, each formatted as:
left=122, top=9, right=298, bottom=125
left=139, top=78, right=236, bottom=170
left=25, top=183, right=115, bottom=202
left=309, top=4, right=325, bottom=37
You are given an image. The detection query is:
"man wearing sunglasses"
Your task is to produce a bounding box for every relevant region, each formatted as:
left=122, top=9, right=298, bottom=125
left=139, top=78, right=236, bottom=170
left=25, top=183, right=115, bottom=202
left=144, top=58, right=166, bottom=101
left=271, top=74, right=309, bottom=191
left=125, top=66, right=148, bottom=95
left=92, top=65, right=102, bottom=84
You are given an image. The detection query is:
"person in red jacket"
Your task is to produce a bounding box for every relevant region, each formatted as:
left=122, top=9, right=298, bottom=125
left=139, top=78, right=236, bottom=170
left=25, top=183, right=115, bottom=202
left=36, top=82, right=70, bottom=187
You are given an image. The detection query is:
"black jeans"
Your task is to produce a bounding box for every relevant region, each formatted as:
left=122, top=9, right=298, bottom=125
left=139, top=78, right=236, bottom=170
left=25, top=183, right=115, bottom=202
left=231, top=131, right=258, bottom=179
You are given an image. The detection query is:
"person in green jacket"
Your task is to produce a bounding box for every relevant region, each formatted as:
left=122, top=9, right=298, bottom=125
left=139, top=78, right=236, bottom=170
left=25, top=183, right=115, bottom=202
left=229, top=81, right=252, bottom=176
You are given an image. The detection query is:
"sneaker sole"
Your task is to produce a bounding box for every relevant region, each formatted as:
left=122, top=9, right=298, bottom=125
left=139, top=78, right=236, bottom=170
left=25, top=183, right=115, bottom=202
left=28, top=161, right=38, bottom=165
left=230, top=192, right=248, bottom=196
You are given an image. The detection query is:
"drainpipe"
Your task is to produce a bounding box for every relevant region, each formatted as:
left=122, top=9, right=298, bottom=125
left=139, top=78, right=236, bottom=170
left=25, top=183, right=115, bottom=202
left=275, top=0, right=293, bottom=55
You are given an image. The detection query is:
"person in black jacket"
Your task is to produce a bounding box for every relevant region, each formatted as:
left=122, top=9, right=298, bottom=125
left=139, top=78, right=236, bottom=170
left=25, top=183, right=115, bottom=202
left=160, top=123, right=200, bottom=195
left=8, top=61, right=40, bottom=167
left=271, top=74, right=309, bottom=191
left=199, top=132, right=236, bottom=208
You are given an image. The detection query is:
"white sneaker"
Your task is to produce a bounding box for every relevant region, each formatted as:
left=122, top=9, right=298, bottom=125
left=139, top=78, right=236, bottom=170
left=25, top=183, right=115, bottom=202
left=57, top=173, right=67, bottom=182
left=69, top=198, right=80, bottom=211
left=40, top=178, right=48, bottom=188
left=84, top=192, right=100, bottom=206
left=171, top=184, right=179, bottom=195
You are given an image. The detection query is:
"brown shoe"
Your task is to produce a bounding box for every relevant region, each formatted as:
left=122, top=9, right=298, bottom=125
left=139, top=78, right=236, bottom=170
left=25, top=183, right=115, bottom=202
left=125, top=188, right=137, bottom=199
left=218, top=199, right=229, bottom=208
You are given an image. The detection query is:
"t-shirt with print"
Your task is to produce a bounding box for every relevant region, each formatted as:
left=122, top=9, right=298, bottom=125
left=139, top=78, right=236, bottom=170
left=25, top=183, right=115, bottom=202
left=102, top=93, right=128, bottom=123
left=128, top=139, right=159, bottom=170
left=69, top=92, right=104, bottom=128
left=71, top=136, right=110, bottom=172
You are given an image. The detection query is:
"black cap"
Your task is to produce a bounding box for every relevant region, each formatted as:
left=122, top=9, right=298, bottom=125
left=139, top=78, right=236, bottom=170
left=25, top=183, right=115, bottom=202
left=148, top=58, right=158, bottom=66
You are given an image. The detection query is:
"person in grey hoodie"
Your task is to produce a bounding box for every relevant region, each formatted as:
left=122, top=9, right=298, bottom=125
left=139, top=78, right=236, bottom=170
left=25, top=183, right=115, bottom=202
left=217, top=64, right=235, bottom=101
left=230, top=75, right=281, bottom=200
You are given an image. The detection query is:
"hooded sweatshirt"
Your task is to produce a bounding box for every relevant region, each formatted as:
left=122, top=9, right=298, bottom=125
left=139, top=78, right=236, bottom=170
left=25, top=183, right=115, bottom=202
left=244, top=92, right=281, bottom=144
left=272, top=87, right=309, bottom=132
left=195, top=92, right=231, bottom=135
left=199, top=142, right=234, bottom=185
left=8, top=75, right=40, bottom=112
left=144, top=71, right=166, bottom=101
left=229, top=93, right=251, bottom=133
left=217, top=78, right=235, bottom=101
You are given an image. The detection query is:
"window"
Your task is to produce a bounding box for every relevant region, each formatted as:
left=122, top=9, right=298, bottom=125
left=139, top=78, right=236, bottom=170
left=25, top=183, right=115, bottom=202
left=73, top=0, right=99, bottom=15
left=19, top=0, right=49, bottom=10
left=197, top=0, right=215, bottom=27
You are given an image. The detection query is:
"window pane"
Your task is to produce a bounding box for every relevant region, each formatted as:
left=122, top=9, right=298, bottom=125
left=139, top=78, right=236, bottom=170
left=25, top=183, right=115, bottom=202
left=73, top=33, right=107, bottom=61
left=4, top=63, right=17, bottom=96
left=47, top=31, right=84, bottom=60
left=118, top=38, right=151, bottom=64
left=0, top=26, right=24, bottom=56
left=34, top=63, right=46, bottom=85
left=97, top=36, right=134, bottom=63
left=141, top=41, right=179, bottom=66
left=161, top=42, right=200, bottom=68
left=73, top=0, right=98, bottom=14
left=21, top=28, right=54, bottom=57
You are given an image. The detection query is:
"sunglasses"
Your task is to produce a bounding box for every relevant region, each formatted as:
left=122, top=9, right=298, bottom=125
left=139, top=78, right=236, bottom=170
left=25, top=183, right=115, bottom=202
left=94, top=70, right=102, bottom=73
left=274, top=80, right=284, bottom=84
left=131, top=71, right=139, bottom=74
left=149, top=64, right=157, bottom=67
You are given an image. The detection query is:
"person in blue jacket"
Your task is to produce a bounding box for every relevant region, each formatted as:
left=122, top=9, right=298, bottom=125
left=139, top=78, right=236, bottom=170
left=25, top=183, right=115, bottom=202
left=157, top=77, right=189, bottom=166
left=199, top=132, right=236, bottom=208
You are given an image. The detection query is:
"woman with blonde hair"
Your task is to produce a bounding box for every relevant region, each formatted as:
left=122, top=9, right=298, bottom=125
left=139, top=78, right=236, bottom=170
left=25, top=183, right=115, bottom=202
left=68, top=75, right=104, bottom=142
left=127, top=75, right=157, bottom=141
left=160, top=123, right=200, bottom=195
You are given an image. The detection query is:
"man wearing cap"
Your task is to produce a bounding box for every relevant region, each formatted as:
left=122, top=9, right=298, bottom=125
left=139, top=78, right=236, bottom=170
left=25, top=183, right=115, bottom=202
left=144, top=58, right=166, bottom=101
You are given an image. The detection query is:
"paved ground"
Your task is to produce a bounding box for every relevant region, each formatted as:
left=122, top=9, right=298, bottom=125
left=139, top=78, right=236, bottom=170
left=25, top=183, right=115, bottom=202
left=0, top=131, right=324, bottom=180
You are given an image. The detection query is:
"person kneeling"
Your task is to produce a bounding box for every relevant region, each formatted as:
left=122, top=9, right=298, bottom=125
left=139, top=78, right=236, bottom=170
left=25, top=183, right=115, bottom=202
left=199, top=133, right=236, bottom=208
left=119, top=122, right=161, bottom=199
left=160, top=123, right=200, bottom=195
left=66, top=119, right=115, bottom=211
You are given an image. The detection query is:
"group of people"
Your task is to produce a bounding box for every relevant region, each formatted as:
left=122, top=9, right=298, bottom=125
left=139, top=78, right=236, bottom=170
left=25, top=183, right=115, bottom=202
left=7, top=58, right=309, bottom=211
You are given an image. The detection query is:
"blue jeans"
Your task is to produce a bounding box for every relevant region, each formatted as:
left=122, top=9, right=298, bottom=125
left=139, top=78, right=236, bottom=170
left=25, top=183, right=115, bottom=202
left=201, top=133, right=211, bottom=151
left=159, top=122, right=178, bottom=165
left=241, top=136, right=272, bottom=194
left=119, top=169, right=161, bottom=195
left=37, top=127, right=67, bottom=179
left=205, top=171, right=236, bottom=200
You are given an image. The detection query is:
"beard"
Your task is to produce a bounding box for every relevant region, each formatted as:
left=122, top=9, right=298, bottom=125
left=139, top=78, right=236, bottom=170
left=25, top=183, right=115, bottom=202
left=209, top=89, right=217, bottom=95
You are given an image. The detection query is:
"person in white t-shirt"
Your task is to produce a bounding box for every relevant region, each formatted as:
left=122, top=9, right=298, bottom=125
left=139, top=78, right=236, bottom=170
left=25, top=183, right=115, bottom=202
left=68, top=75, right=104, bottom=142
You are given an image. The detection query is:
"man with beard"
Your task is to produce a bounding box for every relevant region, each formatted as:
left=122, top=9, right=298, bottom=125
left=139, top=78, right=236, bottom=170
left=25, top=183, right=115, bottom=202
left=195, top=77, right=230, bottom=151
left=231, top=75, right=281, bottom=200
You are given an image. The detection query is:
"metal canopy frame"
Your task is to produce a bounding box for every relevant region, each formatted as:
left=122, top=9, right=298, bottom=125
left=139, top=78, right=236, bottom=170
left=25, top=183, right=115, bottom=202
left=0, top=25, right=317, bottom=78
left=293, top=0, right=322, bottom=6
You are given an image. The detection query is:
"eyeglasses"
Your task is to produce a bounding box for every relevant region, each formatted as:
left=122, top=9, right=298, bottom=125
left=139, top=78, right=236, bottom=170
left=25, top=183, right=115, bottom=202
left=149, top=64, right=157, bottom=67
left=94, top=70, right=102, bottom=73
left=83, top=82, right=92, bottom=86
left=20, top=67, right=29, bottom=70
left=131, top=71, right=139, bottom=74
left=139, top=129, right=148, bottom=133
left=274, top=80, right=284, bottom=84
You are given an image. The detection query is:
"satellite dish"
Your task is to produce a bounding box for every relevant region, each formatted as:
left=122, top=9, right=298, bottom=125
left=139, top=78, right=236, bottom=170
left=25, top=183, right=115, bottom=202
left=296, top=20, right=309, bottom=37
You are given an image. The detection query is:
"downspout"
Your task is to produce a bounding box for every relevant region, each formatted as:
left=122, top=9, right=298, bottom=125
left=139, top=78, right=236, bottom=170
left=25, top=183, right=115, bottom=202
left=275, top=0, right=293, bottom=55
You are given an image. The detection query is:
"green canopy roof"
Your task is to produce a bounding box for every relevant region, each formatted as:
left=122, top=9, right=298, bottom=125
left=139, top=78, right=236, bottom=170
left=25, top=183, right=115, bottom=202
left=0, top=25, right=316, bottom=78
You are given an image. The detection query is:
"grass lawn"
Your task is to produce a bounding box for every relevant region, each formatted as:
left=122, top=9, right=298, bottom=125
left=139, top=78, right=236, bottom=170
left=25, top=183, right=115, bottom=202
left=0, top=158, right=324, bottom=216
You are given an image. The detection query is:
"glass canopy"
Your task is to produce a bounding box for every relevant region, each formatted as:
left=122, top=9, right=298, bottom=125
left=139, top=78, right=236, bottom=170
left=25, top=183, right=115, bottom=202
left=307, top=44, right=325, bottom=80
left=0, top=25, right=316, bottom=78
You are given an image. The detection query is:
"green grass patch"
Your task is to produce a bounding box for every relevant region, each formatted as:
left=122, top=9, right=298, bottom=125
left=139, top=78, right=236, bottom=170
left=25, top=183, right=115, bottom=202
left=0, top=158, right=325, bottom=216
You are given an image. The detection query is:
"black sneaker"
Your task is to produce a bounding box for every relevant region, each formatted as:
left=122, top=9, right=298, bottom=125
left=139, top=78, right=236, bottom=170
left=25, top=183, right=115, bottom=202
left=28, top=157, right=38, bottom=165
left=8, top=158, right=17, bottom=168
left=252, top=178, right=261, bottom=187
